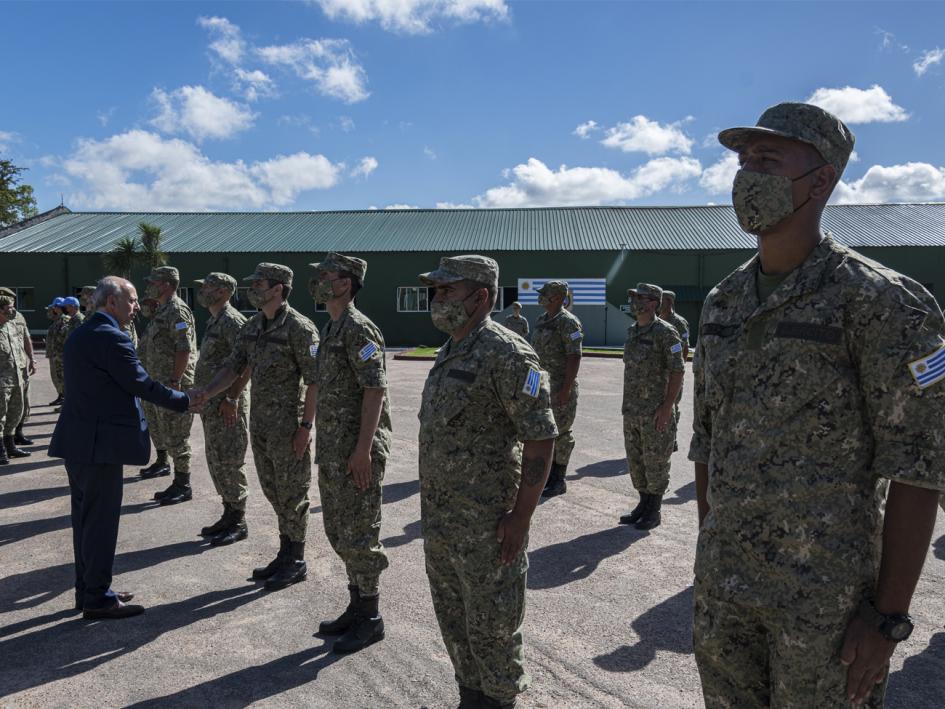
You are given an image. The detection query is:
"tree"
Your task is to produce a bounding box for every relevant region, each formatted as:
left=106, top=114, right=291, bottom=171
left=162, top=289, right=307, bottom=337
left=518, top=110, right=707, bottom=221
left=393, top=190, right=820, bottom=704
left=102, top=236, right=140, bottom=278
left=0, top=159, right=39, bottom=228
left=138, top=222, right=167, bottom=269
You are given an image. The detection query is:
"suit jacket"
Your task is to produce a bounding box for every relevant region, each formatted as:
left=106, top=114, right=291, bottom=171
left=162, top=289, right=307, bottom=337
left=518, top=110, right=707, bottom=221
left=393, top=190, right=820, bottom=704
left=49, top=311, right=189, bottom=465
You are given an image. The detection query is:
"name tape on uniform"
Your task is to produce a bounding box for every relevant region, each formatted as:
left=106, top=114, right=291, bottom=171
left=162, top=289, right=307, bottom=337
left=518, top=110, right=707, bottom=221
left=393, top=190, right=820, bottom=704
left=522, top=368, right=541, bottom=398
left=359, top=341, right=379, bottom=361
left=909, top=343, right=945, bottom=389
left=175, top=322, right=188, bottom=331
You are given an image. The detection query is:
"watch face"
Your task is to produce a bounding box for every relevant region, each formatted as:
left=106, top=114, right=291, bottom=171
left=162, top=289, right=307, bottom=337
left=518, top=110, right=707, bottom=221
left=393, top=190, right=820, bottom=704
left=889, top=621, right=913, bottom=641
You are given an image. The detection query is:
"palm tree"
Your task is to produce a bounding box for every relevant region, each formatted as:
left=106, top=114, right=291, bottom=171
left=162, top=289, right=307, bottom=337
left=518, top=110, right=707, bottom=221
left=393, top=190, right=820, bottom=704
left=102, top=235, right=140, bottom=278
left=138, top=222, right=167, bottom=269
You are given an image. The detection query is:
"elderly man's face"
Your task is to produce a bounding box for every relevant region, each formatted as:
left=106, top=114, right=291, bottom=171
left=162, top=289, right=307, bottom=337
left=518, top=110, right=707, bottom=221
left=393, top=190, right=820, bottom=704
left=110, top=284, right=139, bottom=326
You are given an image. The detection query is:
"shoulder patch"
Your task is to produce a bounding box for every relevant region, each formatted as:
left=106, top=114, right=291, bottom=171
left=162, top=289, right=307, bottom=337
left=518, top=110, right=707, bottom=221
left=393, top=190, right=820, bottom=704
left=310, top=344, right=319, bottom=358
left=670, top=342, right=682, bottom=354
left=175, top=322, right=188, bottom=331
left=908, top=343, right=945, bottom=389
left=522, top=367, right=541, bottom=398
left=569, top=330, right=583, bottom=341
left=359, top=341, right=379, bottom=361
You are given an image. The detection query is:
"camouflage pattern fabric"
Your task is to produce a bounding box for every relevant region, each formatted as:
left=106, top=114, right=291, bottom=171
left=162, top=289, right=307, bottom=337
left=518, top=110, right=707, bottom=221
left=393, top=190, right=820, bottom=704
left=502, top=313, right=529, bottom=338
left=225, top=302, right=319, bottom=543
left=315, top=303, right=392, bottom=594
left=0, top=323, right=24, bottom=435
left=59, top=311, right=84, bottom=395
left=419, top=319, right=557, bottom=702
left=623, top=318, right=684, bottom=495
left=196, top=303, right=249, bottom=510
left=531, top=308, right=583, bottom=467
left=123, top=320, right=138, bottom=348
left=47, top=316, right=68, bottom=395
left=11, top=311, right=30, bottom=425
left=663, top=310, right=690, bottom=430
left=689, top=234, right=945, bottom=706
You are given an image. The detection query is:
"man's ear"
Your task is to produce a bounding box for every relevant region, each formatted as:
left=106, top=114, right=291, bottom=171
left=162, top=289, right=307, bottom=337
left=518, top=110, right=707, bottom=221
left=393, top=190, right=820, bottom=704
left=810, top=164, right=837, bottom=201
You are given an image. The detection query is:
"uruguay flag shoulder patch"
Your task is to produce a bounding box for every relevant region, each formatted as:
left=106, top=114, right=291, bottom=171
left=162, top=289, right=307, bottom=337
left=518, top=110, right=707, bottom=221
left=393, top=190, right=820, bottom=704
left=522, top=367, right=541, bottom=398
left=175, top=321, right=188, bottom=331
left=569, top=330, right=583, bottom=341
left=359, top=341, right=379, bottom=361
left=310, top=344, right=319, bottom=358
left=909, top=343, right=945, bottom=389
left=670, top=342, right=683, bottom=354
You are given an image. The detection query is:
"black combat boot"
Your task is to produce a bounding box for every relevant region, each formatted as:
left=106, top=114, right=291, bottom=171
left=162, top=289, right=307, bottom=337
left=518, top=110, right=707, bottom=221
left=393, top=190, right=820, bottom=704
left=318, top=585, right=360, bottom=635
left=4, top=436, right=31, bottom=458
left=48, top=395, right=63, bottom=406
left=0, top=442, right=9, bottom=465
left=210, top=511, right=248, bottom=546
left=457, top=685, right=485, bottom=709
left=264, top=541, right=308, bottom=590
left=13, top=425, right=33, bottom=446
left=619, top=493, right=651, bottom=526
left=333, top=593, right=385, bottom=653
left=140, top=450, right=170, bottom=479
left=252, top=535, right=289, bottom=580
left=201, top=503, right=234, bottom=537
left=540, top=462, right=567, bottom=498
left=635, top=494, right=662, bottom=531
left=156, top=473, right=193, bottom=505
left=480, top=694, right=516, bottom=708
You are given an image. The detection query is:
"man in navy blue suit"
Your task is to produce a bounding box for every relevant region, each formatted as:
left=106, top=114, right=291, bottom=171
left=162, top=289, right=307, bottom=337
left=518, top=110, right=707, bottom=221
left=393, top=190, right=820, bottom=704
left=49, top=277, right=199, bottom=619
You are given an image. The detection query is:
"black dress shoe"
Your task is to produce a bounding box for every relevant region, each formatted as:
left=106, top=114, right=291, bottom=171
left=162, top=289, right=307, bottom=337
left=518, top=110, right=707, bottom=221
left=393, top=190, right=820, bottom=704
left=48, top=395, right=63, bottom=406
left=75, top=591, right=135, bottom=611
left=83, top=600, right=145, bottom=620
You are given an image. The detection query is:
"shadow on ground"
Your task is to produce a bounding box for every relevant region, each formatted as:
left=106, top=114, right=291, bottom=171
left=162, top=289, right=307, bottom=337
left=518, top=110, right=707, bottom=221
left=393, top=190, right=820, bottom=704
left=593, top=585, right=694, bottom=672
left=570, top=458, right=625, bottom=480
left=887, top=631, right=945, bottom=708
left=663, top=481, right=696, bottom=506
left=933, top=535, right=944, bottom=562
left=382, top=519, right=422, bottom=549
left=528, top=526, right=646, bottom=590
left=0, top=501, right=158, bottom=548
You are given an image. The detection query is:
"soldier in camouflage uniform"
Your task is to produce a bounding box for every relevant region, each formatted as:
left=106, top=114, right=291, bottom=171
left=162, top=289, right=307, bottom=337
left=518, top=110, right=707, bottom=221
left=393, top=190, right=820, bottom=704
left=192, top=273, right=251, bottom=546
left=139, top=266, right=197, bottom=505
left=309, top=252, right=392, bottom=653
left=0, top=287, right=36, bottom=447
left=46, top=297, right=68, bottom=405
left=0, top=297, right=28, bottom=465
left=502, top=301, right=529, bottom=338
left=60, top=297, right=84, bottom=399
left=135, top=297, right=171, bottom=479
left=619, top=283, right=684, bottom=531
left=195, top=263, right=319, bottom=591
left=659, top=289, right=689, bottom=451
left=530, top=280, right=583, bottom=497
left=418, top=255, right=558, bottom=709
left=691, top=103, right=945, bottom=708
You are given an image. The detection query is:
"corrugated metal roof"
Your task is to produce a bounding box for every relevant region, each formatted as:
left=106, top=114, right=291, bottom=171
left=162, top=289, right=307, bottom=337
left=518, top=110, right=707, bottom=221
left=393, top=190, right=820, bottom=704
left=1, top=204, right=943, bottom=254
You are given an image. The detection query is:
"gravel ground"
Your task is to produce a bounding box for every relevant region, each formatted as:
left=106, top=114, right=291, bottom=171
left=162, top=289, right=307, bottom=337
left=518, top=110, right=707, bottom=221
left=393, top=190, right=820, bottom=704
left=1, top=357, right=943, bottom=708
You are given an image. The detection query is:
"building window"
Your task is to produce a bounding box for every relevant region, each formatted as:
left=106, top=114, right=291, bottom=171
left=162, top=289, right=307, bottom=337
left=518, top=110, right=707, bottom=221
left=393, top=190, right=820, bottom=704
left=177, top=287, right=194, bottom=307
left=234, top=287, right=256, bottom=314
left=496, top=286, right=518, bottom=311
left=397, top=286, right=430, bottom=312
left=12, top=287, right=35, bottom=312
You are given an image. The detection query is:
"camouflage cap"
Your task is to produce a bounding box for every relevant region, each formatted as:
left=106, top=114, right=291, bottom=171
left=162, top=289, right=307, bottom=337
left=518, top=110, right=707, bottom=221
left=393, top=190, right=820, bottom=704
left=662, top=289, right=677, bottom=300
left=537, top=280, right=569, bottom=298
left=628, top=283, right=663, bottom=301
left=0, top=296, right=13, bottom=308
left=0, top=286, right=15, bottom=298
left=144, top=265, right=181, bottom=283
left=309, top=252, right=368, bottom=282
left=194, top=272, right=237, bottom=291
left=243, top=262, right=294, bottom=287
left=510, top=301, right=522, bottom=308
left=419, top=255, right=498, bottom=288
left=718, top=102, right=856, bottom=175
left=81, top=285, right=96, bottom=296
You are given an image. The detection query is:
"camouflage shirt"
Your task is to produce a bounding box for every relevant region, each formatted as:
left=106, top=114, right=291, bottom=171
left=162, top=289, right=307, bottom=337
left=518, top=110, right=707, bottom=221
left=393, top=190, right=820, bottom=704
left=314, top=303, right=392, bottom=464
left=622, top=317, right=685, bottom=414
left=418, top=319, right=558, bottom=546
left=63, top=311, right=85, bottom=344
left=46, top=316, right=69, bottom=359
left=140, top=296, right=196, bottom=384
left=531, top=308, right=583, bottom=391
left=7, top=311, right=29, bottom=370
left=225, top=302, right=319, bottom=426
left=195, top=303, right=248, bottom=401
left=502, top=313, right=530, bottom=338
left=689, top=235, right=945, bottom=613
left=0, top=320, right=22, bottom=388
left=664, top=311, right=690, bottom=349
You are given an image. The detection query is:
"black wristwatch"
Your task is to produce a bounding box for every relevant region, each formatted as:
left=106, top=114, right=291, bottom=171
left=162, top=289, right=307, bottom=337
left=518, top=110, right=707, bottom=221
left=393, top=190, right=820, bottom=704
left=300, top=420, right=313, bottom=430
left=857, top=598, right=914, bottom=642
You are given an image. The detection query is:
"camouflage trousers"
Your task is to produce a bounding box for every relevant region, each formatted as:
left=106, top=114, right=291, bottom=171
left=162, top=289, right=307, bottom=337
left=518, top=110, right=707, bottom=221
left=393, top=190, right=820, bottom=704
left=19, top=367, right=30, bottom=426
left=200, top=395, right=249, bottom=511
left=142, top=400, right=194, bottom=474
left=424, top=533, right=529, bottom=703
left=50, top=355, right=64, bottom=396
left=0, top=383, right=24, bottom=436
left=693, top=581, right=886, bottom=709
left=623, top=413, right=675, bottom=496
left=550, top=380, right=579, bottom=468
left=250, top=413, right=311, bottom=543
left=318, top=456, right=389, bottom=596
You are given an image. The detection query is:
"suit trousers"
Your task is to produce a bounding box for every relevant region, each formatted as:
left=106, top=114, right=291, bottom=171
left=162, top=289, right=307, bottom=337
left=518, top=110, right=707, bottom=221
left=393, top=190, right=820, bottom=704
left=65, top=460, right=124, bottom=609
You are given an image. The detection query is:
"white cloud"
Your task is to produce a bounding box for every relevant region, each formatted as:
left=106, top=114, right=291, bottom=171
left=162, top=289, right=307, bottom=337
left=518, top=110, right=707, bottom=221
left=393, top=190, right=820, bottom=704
left=699, top=152, right=739, bottom=195
left=600, top=115, right=694, bottom=155
left=351, top=156, right=378, bottom=178
left=197, top=16, right=246, bottom=65
left=150, top=86, right=255, bottom=142
left=0, top=130, right=18, bottom=153
left=436, top=202, right=474, bottom=209
left=806, top=85, right=908, bottom=124
left=849, top=150, right=860, bottom=163
left=61, top=129, right=342, bottom=210
left=914, top=48, right=945, bottom=76
left=385, top=203, right=419, bottom=209
left=472, top=156, right=702, bottom=208
left=257, top=39, right=369, bottom=103
left=338, top=116, right=356, bottom=132
left=833, top=162, right=945, bottom=204
left=234, top=69, right=277, bottom=101
left=573, top=120, right=599, bottom=139
left=424, top=146, right=437, bottom=160
left=96, top=107, right=116, bottom=127
left=312, top=0, right=509, bottom=35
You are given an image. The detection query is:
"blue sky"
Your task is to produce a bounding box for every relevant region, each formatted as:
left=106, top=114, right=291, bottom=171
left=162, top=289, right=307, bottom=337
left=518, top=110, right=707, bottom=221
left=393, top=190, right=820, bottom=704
left=2, top=1, right=944, bottom=212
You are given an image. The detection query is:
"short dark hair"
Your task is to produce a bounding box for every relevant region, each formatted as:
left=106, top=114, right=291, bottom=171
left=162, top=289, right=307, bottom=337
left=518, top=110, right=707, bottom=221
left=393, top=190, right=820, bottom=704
left=267, top=280, right=291, bottom=301
left=338, top=270, right=363, bottom=297
left=461, top=279, right=497, bottom=306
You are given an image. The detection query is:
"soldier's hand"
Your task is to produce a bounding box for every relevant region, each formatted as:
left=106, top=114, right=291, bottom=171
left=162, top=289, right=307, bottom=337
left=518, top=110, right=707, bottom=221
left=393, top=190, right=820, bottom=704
left=185, top=388, right=207, bottom=412
left=29, top=360, right=36, bottom=376
left=653, top=403, right=673, bottom=433
left=346, top=448, right=373, bottom=492
left=219, top=398, right=238, bottom=427
left=292, top=427, right=311, bottom=460
left=496, top=510, right=529, bottom=565
left=839, top=616, right=894, bottom=706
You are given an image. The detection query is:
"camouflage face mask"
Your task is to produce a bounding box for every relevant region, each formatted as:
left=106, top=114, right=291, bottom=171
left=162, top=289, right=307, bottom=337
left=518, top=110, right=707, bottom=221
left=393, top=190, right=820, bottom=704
left=144, top=282, right=162, bottom=299
left=731, top=165, right=822, bottom=234
left=430, top=290, right=482, bottom=334
left=310, top=277, right=340, bottom=304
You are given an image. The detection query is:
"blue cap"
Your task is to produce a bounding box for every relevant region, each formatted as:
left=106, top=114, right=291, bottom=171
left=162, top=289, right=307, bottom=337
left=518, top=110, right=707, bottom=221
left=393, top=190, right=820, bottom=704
left=64, top=296, right=80, bottom=307
left=52, top=297, right=66, bottom=307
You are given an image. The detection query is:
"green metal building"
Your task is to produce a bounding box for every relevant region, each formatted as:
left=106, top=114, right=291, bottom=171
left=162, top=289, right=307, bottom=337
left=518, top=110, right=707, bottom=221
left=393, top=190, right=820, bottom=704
left=2, top=204, right=944, bottom=345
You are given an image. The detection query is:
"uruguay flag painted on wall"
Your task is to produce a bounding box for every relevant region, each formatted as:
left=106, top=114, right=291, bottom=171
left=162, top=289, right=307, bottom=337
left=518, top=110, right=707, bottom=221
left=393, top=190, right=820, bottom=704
left=517, top=278, right=607, bottom=305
